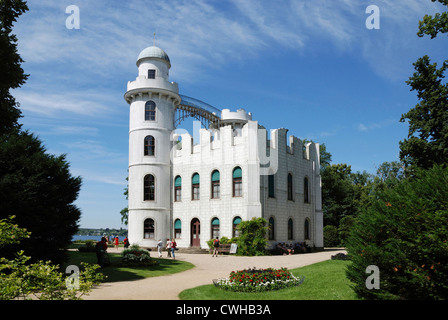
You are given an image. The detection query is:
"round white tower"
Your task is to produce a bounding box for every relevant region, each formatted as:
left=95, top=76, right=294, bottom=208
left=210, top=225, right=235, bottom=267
left=124, top=46, right=180, bottom=247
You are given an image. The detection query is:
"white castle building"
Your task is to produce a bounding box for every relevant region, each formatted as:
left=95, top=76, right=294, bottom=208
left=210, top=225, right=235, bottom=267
left=124, top=46, right=324, bottom=250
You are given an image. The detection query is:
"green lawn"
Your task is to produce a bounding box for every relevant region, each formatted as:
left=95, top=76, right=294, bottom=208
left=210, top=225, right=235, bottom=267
left=66, top=250, right=195, bottom=283
left=178, top=260, right=359, bottom=300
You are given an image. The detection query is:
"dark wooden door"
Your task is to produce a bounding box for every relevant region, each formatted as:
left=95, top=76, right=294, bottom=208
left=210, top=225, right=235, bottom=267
left=191, top=218, right=200, bottom=247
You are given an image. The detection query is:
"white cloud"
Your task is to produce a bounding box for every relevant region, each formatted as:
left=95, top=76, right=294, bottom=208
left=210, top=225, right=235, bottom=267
left=358, top=123, right=369, bottom=132
left=15, top=91, right=107, bottom=117
left=51, top=126, right=99, bottom=136
left=357, top=119, right=397, bottom=132
left=14, top=0, right=447, bottom=84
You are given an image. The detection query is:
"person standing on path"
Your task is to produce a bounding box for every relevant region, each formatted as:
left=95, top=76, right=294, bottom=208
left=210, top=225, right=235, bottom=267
left=157, top=239, right=163, bottom=258
left=171, top=238, right=177, bottom=259
left=166, top=238, right=172, bottom=258
left=114, top=236, right=119, bottom=250
left=95, top=237, right=108, bottom=267
left=212, top=237, right=220, bottom=257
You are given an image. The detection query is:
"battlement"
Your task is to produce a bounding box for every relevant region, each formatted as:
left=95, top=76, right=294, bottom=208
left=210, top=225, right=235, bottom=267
left=172, top=119, right=320, bottom=172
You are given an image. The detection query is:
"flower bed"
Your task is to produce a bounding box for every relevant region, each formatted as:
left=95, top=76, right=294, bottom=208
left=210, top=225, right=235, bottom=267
left=120, top=248, right=158, bottom=267
left=213, top=267, right=305, bottom=292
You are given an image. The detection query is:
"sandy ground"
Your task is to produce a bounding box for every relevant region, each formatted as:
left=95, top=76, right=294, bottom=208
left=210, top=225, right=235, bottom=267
left=84, top=248, right=346, bottom=300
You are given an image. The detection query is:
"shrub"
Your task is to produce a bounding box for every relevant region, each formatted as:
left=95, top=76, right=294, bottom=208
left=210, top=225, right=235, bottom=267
left=236, top=218, right=269, bottom=256
left=346, top=165, right=448, bottom=300
left=323, top=225, right=339, bottom=247
left=214, top=267, right=304, bottom=292
left=0, top=216, right=105, bottom=300
left=77, top=240, right=96, bottom=252
left=338, top=215, right=356, bottom=246
left=206, top=236, right=237, bottom=250
left=120, top=247, right=158, bottom=267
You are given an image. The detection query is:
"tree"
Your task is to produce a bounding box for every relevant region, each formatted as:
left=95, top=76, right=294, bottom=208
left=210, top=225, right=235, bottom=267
left=0, top=0, right=28, bottom=135
left=321, top=163, right=357, bottom=227
left=417, top=0, right=448, bottom=39
left=0, top=132, right=82, bottom=264
left=120, top=176, right=128, bottom=225
left=346, top=165, right=448, bottom=299
left=323, top=225, right=339, bottom=247
left=399, top=56, right=448, bottom=169
left=0, top=2, right=82, bottom=265
left=400, top=1, right=448, bottom=170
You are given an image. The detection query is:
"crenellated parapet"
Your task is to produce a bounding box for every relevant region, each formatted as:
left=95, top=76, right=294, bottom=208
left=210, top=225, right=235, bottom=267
left=172, top=116, right=321, bottom=173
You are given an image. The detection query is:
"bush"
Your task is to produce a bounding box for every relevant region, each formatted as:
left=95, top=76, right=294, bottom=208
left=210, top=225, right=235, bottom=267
left=120, top=247, right=158, bottom=267
left=0, top=216, right=105, bottom=300
left=214, top=267, right=304, bottom=292
left=323, top=225, right=339, bottom=247
left=206, top=236, right=238, bottom=250
left=338, top=215, right=356, bottom=247
left=346, top=165, right=448, bottom=300
left=236, top=218, right=269, bottom=256
left=77, top=240, right=96, bottom=252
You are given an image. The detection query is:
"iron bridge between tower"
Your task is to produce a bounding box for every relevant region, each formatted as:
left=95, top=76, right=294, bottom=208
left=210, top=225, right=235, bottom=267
left=176, top=95, right=221, bottom=129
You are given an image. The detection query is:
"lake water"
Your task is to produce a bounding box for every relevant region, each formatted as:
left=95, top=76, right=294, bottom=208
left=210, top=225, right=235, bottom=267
left=72, top=235, right=128, bottom=242
left=72, top=235, right=103, bottom=242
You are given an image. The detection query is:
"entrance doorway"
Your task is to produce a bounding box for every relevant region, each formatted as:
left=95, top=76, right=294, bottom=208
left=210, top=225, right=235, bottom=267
left=190, top=218, right=201, bottom=247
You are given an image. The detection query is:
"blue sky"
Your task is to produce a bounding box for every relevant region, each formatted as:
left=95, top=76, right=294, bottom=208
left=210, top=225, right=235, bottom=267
left=12, top=0, right=447, bottom=229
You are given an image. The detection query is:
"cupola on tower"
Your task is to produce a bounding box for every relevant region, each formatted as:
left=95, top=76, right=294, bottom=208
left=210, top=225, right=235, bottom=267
left=124, top=46, right=181, bottom=247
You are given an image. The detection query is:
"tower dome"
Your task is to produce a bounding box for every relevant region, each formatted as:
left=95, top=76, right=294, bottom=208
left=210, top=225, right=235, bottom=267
left=136, top=46, right=170, bottom=67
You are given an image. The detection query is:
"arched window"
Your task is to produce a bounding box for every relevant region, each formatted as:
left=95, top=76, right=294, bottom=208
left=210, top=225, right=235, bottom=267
left=144, top=135, right=155, bottom=156
left=287, top=173, right=293, bottom=200
left=192, top=173, right=200, bottom=200
left=304, top=177, right=309, bottom=203
left=288, top=218, right=293, bottom=240
left=211, top=217, right=220, bottom=238
left=268, top=217, right=275, bottom=240
left=232, top=167, right=242, bottom=197
left=174, top=219, right=182, bottom=238
left=143, top=174, right=155, bottom=201
left=233, top=216, right=242, bottom=238
left=144, top=218, right=155, bottom=239
left=211, top=170, right=220, bottom=199
left=174, top=175, right=182, bottom=202
left=304, top=218, right=310, bottom=240
left=145, top=101, right=156, bottom=121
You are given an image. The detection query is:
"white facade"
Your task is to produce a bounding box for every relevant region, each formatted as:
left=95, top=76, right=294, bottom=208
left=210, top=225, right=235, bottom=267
left=124, top=46, right=324, bottom=250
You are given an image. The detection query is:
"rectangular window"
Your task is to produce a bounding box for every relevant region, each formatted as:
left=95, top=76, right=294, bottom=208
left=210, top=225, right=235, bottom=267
left=211, top=182, right=220, bottom=199
left=268, top=174, right=275, bottom=198
left=175, top=186, right=181, bottom=202
left=192, top=184, right=200, bottom=200
left=148, top=69, right=156, bottom=79
left=233, top=178, right=242, bottom=197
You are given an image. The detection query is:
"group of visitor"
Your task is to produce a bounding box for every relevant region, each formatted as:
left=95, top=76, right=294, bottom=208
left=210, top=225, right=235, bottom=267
left=274, top=241, right=310, bottom=255
left=95, top=236, right=178, bottom=267
left=157, top=238, right=177, bottom=259
left=95, top=235, right=130, bottom=267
